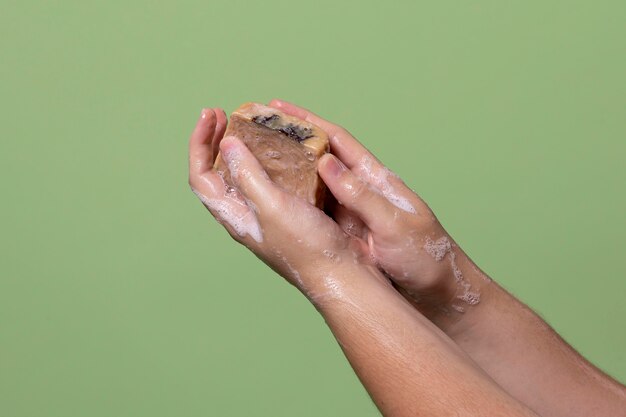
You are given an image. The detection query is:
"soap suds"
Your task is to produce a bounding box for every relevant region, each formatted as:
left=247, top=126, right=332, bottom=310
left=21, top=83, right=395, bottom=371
left=243, top=197, right=260, bottom=214
left=283, top=257, right=303, bottom=289
left=358, top=156, right=416, bottom=214
left=471, top=263, right=493, bottom=283
left=222, top=144, right=242, bottom=180
left=424, top=236, right=452, bottom=261
left=451, top=304, right=466, bottom=313
left=323, top=249, right=341, bottom=264
left=271, top=249, right=304, bottom=290
left=323, top=275, right=345, bottom=299
left=423, top=236, right=480, bottom=311
left=191, top=185, right=263, bottom=243
left=344, top=218, right=358, bottom=235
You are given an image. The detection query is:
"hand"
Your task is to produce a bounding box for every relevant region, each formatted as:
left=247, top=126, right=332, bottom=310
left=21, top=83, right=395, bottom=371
left=187, top=108, right=374, bottom=301
left=267, top=100, right=490, bottom=321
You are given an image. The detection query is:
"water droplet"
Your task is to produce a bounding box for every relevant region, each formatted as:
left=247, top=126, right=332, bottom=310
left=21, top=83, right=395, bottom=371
left=304, top=150, right=315, bottom=161
left=323, top=249, right=341, bottom=263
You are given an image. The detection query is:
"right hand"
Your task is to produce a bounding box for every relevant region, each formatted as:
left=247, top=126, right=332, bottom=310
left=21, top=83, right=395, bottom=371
left=267, top=99, right=487, bottom=318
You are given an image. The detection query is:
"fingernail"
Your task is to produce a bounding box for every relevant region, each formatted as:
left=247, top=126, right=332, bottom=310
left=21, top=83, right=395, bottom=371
left=323, top=155, right=345, bottom=178
left=200, top=108, right=208, bottom=119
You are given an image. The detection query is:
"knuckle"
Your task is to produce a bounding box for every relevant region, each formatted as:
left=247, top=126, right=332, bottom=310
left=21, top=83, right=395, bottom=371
left=337, top=126, right=352, bottom=138
left=275, top=191, right=292, bottom=212
left=346, top=178, right=371, bottom=203
left=332, top=126, right=348, bottom=141
left=256, top=187, right=284, bottom=216
left=188, top=175, right=197, bottom=189
left=404, top=210, right=438, bottom=235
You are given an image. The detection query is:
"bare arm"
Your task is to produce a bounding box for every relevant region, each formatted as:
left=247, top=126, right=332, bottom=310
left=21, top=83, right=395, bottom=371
left=266, top=99, right=626, bottom=417
left=439, top=265, right=626, bottom=417
left=187, top=109, right=536, bottom=416
left=309, top=263, right=536, bottom=417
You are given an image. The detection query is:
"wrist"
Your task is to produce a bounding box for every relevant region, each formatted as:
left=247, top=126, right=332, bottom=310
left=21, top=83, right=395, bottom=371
left=416, top=250, right=495, bottom=335
left=300, top=261, right=391, bottom=311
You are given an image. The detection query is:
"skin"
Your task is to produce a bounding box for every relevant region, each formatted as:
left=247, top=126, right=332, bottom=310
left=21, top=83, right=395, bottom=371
left=267, top=99, right=626, bottom=417
left=188, top=104, right=625, bottom=417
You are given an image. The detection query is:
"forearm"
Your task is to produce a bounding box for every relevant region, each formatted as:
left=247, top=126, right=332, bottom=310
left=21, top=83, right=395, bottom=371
left=436, top=252, right=626, bottom=417
left=248, top=99, right=626, bottom=415
left=304, top=263, right=536, bottom=417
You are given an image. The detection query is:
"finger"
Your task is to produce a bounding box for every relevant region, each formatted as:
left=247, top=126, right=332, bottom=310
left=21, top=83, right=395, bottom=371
left=211, top=108, right=228, bottom=164
left=267, top=99, right=414, bottom=207
left=318, top=153, right=398, bottom=230
left=190, top=172, right=263, bottom=243
left=268, top=100, right=420, bottom=214
left=219, top=135, right=279, bottom=209
left=332, top=204, right=367, bottom=239
left=189, top=108, right=217, bottom=175
left=267, top=99, right=379, bottom=171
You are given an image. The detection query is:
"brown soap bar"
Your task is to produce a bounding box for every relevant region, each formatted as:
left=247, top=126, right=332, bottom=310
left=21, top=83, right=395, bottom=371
left=214, top=102, right=330, bottom=208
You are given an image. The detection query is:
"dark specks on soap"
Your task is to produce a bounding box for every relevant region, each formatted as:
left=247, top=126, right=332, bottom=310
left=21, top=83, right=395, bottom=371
left=279, top=123, right=314, bottom=142
left=252, top=114, right=314, bottom=142
left=252, top=114, right=279, bottom=125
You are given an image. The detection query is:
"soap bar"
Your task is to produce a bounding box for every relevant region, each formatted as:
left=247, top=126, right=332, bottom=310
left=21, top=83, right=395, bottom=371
left=214, top=102, right=330, bottom=208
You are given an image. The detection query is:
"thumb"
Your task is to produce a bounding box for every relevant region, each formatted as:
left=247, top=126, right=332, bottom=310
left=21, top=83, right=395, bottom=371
left=219, top=135, right=279, bottom=210
left=318, top=153, right=396, bottom=231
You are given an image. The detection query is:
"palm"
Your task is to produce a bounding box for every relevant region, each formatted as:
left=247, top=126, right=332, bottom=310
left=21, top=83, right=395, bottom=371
left=331, top=203, right=454, bottom=302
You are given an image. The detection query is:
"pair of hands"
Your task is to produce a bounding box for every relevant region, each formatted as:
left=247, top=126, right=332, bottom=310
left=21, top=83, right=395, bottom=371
left=188, top=99, right=478, bottom=319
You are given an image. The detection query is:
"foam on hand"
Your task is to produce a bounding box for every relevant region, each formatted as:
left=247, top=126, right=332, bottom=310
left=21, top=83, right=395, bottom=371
left=222, top=138, right=243, bottom=181
left=358, top=156, right=417, bottom=214
left=191, top=186, right=263, bottom=243
left=423, top=235, right=480, bottom=312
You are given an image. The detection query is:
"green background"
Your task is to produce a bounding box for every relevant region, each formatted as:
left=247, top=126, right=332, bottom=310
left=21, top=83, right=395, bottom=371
left=1, top=1, right=624, bottom=416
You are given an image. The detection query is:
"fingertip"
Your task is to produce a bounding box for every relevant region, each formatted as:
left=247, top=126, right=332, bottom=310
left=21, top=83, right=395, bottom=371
left=219, top=135, right=240, bottom=152
left=319, top=153, right=348, bottom=180
left=200, top=107, right=215, bottom=123
left=212, top=109, right=227, bottom=136
left=211, top=108, right=228, bottom=161
left=215, top=107, right=228, bottom=122
left=193, top=108, right=216, bottom=140
left=268, top=98, right=285, bottom=107
left=190, top=108, right=218, bottom=174
left=213, top=107, right=225, bottom=121
left=318, top=152, right=333, bottom=166
left=318, top=155, right=393, bottom=229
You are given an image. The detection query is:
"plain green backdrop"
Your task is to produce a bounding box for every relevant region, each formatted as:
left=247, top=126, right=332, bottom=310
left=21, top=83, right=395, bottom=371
left=1, top=1, right=624, bottom=416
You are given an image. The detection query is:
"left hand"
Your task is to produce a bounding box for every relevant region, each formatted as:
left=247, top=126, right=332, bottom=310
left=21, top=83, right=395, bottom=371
left=187, top=108, right=374, bottom=302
